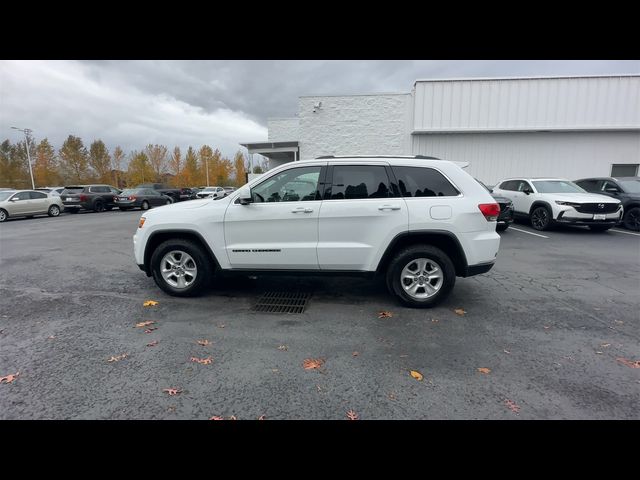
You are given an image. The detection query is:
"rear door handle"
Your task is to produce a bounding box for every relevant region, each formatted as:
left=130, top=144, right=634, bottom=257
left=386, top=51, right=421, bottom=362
left=291, top=207, right=313, bottom=213
left=378, top=205, right=401, bottom=211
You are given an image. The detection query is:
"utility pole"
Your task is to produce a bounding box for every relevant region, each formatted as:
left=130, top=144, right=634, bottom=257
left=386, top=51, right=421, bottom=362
left=205, top=157, right=210, bottom=187
left=11, top=127, right=35, bottom=189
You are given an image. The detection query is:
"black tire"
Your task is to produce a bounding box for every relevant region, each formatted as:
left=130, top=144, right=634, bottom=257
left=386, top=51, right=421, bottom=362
left=530, top=206, right=553, bottom=231
left=588, top=225, right=612, bottom=232
left=165, top=199, right=172, bottom=205
left=0, top=209, right=8, bottom=222
left=622, top=207, right=640, bottom=231
left=496, top=223, right=509, bottom=232
left=141, top=201, right=150, bottom=210
left=47, top=205, right=61, bottom=217
left=386, top=245, right=456, bottom=308
left=93, top=200, right=105, bottom=212
left=150, top=239, right=213, bottom=297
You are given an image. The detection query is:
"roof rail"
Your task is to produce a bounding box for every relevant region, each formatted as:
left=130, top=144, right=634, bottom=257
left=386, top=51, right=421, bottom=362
left=315, top=155, right=441, bottom=160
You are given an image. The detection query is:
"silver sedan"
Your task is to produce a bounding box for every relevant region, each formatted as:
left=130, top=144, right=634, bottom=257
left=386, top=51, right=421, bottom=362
left=0, top=190, right=64, bottom=222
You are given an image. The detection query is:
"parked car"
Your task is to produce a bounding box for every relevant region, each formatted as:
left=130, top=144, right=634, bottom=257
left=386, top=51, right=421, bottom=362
left=0, top=189, right=64, bottom=222
left=492, top=178, right=622, bottom=231
left=476, top=179, right=514, bottom=231
left=61, top=184, right=121, bottom=213
left=195, top=186, right=226, bottom=199
left=136, top=183, right=182, bottom=203
left=223, top=186, right=237, bottom=194
left=574, top=176, right=640, bottom=231
left=178, top=188, right=195, bottom=201
left=133, top=156, right=501, bottom=307
left=115, top=188, right=173, bottom=210
left=35, top=186, right=65, bottom=197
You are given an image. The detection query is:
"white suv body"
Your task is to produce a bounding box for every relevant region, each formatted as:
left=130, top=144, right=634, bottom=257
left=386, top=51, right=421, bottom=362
left=492, top=178, right=623, bottom=231
left=133, top=156, right=501, bottom=307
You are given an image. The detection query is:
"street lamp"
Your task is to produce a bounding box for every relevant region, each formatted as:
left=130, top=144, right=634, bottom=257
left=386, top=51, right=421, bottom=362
left=11, top=127, right=35, bottom=190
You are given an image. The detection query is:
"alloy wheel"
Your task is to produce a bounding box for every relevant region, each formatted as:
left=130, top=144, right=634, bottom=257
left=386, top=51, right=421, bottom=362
left=400, top=258, right=444, bottom=299
left=160, top=250, right=198, bottom=289
left=531, top=208, right=549, bottom=230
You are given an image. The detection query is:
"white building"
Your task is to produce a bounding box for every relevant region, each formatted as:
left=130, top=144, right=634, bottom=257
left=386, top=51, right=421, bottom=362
left=241, top=74, right=640, bottom=184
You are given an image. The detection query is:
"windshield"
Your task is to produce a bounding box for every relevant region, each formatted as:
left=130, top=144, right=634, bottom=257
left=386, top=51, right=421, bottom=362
left=618, top=179, right=640, bottom=193
left=0, top=191, right=16, bottom=201
left=120, top=189, right=141, bottom=195
left=532, top=181, right=586, bottom=194
left=202, top=187, right=216, bottom=191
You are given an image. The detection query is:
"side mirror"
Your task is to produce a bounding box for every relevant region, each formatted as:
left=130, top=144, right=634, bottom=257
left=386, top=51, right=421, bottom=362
left=523, top=188, right=533, bottom=195
left=605, top=187, right=620, bottom=194
left=9, top=198, right=18, bottom=202
left=238, top=192, right=253, bottom=205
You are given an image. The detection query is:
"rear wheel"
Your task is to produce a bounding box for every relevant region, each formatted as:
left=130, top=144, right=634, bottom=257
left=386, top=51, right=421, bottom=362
left=48, top=205, right=61, bottom=217
left=151, top=239, right=212, bottom=297
left=386, top=245, right=456, bottom=308
left=622, top=207, right=640, bottom=231
left=165, top=199, right=172, bottom=205
left=530, top=206, right=552, bottom=231
left=141, top=201, right=150, bottom=210
left=588, top=225, right=612, bottom=232
left=94, top=200, right=105, bottom=212
left=0, top=209, right=8, bottom=222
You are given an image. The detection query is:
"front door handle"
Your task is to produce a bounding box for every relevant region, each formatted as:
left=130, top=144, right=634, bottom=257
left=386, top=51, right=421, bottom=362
left=291, top=207, right=313, bottom=213
left=378, top=205, right=401, bottom=211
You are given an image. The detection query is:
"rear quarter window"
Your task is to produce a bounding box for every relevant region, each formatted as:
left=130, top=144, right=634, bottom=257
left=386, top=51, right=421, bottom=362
left=392, top=166, right=459, bottom=197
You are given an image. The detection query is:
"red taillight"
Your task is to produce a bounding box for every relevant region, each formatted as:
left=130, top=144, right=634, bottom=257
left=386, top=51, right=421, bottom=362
left=129, top=195, right=136, bottom=201
left=478, top=203, right=500, bottom=221
left=79, top=194, right=88, bottom=201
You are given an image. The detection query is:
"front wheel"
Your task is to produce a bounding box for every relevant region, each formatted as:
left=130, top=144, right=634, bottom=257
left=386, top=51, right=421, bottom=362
left=530, top=206, right=552, bottom=231
left=386, top=245, right=456, bottom=308
left=48, top=205, right=61, bottom=217
left=150, top=239, right=213, bottom=297
left=622, top=207, right=640, bottom=231
left=0, top=209, right=7, bottom=222
left=589, top=225, right=612, bottom=232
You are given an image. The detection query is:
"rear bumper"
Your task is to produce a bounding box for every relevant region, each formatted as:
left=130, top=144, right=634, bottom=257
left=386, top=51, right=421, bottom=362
left=463, top=261, right=495, bottom=277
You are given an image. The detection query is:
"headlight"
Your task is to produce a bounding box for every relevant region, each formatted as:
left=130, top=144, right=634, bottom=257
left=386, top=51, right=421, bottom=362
left=555, top=201, right=581, bottom=207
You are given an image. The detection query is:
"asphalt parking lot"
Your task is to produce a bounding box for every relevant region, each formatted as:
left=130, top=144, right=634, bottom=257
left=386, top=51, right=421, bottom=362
left=1, top=210, right=639, bottom=419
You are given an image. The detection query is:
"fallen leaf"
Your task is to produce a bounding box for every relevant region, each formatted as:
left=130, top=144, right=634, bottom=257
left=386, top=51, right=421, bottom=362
left=505, top=399, right=521, bottom=414
left=316, top=384, right=322, bottom=392
left=191, top=356, right=213, bottom=365
left=388, top=392, right=397, bottom=400
left=143, top=300, right=159, bottom=307
left=454, top=308, right=466, bottom=316
left=596, top=351, right=603, bottom=355
left=617, top=358, right=640, bottom=369
left=135, top=320, right=155, bottom=328
left=352, top=351, right=359, bottom=357
left=48, top=335, right=56, bottom=340
left=272, top=369, right=279, bottom=373
left=277, top=345, right=288, bottom=351
left=163, top=388, right=182, bottom=396
left=503, top=349, right=511, bottom=354
left=197, top=339, right=211, bottom=346
left=378, top=311, right=393, bottom=318
left=144, top=328, right=158, bottom=334
left=217, top=324, right=226, bottom=329
left=229, top=415, right=237, bottom=420
left=146, top=340, right=159, bottom=347
left=543, top=325, right=551, bottom=329
left=431, top=318, right=439, bottom=323
left=209, top=416, right=224, bottom=420
left=167, top=406, right=176, bottom=413
left=303, top=358, right=325, bottom=370
left=346, top=410, right=359, bottom=420
left=399, top=354, right=408, bottom=358
left=614, top=320, right=624, bottom=325
left=410, top=370, right=423, bottom=381
left=107, top=354, right=128, bottom=363
left=600, top=343, right=611, bottom=348
left=258, top=415, right=266, bottom=420
left=0, top=372, right=20, bottom=384
left=477, top=367, right=491, bottom=374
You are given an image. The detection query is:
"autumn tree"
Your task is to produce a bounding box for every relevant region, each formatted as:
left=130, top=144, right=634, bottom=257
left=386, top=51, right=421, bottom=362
left=58, top=135, right=90, bottom=184
left=89, top=140, right=112, bottom=184
left=233, top=150, right=247, bottom=186
left=0, top=140, right=31, bottom=189
left=145, top=144, right=168, bottom=182
left=216, top=155, right=234, bottom=186
left=111, top=146, right=125, bottom=188
left=168, top=147, right=183, bottom=187
left=33, top=138, right=60, bottom=187
left=198, top=145, right=215, bottom=186
left=126, top=151, right=155, bottom=186
left=183, top=146, right=200, bottom=187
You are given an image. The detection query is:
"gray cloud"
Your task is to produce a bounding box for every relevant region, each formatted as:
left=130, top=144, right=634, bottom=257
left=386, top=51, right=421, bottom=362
left=2, top=60, right=638, bottom=158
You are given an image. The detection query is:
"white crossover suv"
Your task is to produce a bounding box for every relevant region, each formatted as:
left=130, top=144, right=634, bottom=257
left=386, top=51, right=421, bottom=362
left=133, top=156, right=501, bottom=307
left=492, top=178, right=623, bottom=231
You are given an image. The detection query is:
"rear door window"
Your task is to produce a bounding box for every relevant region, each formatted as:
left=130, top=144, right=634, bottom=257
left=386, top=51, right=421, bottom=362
left=29, top=191, right=48, bottom=199
left=326, top=165, right=392, bottom=200
left=391, top=166, right=459, bottom=197
left=499, top=180, right=518, bottom=191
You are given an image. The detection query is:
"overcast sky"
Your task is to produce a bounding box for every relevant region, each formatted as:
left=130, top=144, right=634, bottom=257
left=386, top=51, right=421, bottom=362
left=2, top=60, right=638, bottom=158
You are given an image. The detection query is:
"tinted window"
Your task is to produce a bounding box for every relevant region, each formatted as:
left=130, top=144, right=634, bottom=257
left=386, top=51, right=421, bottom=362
left=62, top=187, right=84, bottom=194
left=145, top=189, right=159, bottom=195
left=252, top=166, right=322, bottom=202
left=90, top=186, right=107, bottom=193
left=499, top=181, right=518, bottom=191
left=13, top=192, right=31, bottom=200
left=575, top=180, right=600, bottom=192
left=30, top=191, right=48, bottom=199
left=392, top=166, right=459, bottom=197
left=328, top=165, right=391, bottom=200
left=618, top=180, right=640, bottom=193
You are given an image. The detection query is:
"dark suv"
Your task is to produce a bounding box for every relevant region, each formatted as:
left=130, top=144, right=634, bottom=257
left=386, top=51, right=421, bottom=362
left=574, top=177, right=640, bottom=231
left=61, top=185, right=121, bottom=213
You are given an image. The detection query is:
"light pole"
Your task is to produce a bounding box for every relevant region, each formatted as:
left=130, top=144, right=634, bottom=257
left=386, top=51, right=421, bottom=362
left=205, top=157, right=210, bottom=187
left=11, top=127, right=35, bottom=189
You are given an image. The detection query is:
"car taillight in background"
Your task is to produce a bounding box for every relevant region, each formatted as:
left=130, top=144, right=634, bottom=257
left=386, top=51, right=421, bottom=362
left=129, top=196, right=136, bottom=201
left=478, top=203, right=500, bottom=221
left=79, top=194, right=88, bottom=201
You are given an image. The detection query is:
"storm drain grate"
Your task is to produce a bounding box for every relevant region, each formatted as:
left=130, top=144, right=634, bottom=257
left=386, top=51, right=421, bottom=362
left=251, top=291, right=311, bottom=314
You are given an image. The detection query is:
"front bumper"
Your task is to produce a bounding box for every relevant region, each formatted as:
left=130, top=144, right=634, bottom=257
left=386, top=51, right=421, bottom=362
left=556, top=208, right=622, bottom=226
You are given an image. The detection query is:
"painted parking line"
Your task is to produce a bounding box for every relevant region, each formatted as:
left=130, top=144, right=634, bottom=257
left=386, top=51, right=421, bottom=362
left=509, top=227, right=549, bottom=239
left=611, top=229, right=640, bottom=237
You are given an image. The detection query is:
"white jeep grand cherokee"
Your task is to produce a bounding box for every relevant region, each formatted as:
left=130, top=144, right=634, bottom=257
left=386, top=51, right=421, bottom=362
left=492, top=178, right=623, bottom=231
left=133, top=156, right=501, bottom=307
